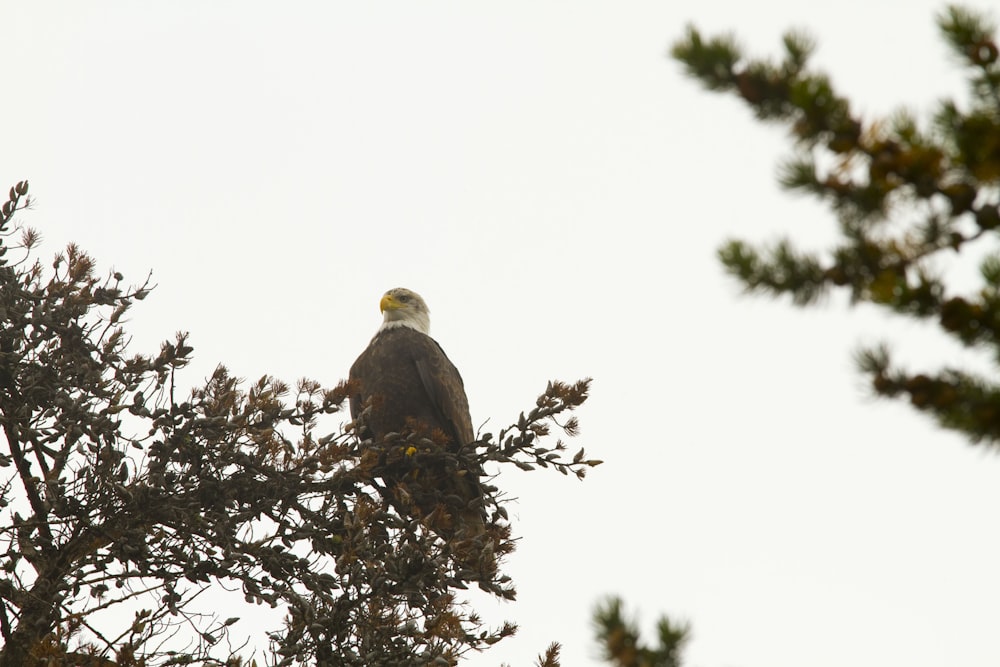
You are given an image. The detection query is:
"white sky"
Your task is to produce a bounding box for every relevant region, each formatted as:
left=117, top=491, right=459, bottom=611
left=7, top=1, right=1000, bottom=665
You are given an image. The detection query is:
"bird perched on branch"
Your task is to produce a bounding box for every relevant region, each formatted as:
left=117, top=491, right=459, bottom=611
left=349, top=288, right=485, bottom=539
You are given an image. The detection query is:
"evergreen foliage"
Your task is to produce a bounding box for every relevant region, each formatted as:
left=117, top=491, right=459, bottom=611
left=673, top=4, right=1000, bottom=444
left=592, top=597, right=688, bottom=667
left=591, top=6, right=1000, bottom=665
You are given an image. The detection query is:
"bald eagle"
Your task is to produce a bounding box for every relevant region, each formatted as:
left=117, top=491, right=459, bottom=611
left=349, top=288, right=485, bottom=537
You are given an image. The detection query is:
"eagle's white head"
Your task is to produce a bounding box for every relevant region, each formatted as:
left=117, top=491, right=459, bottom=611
left=378, top=287, right=431, bottom=335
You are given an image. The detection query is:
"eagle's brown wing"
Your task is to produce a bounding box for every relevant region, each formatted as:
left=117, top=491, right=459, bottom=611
left=349, top=327, right=485, bottom=537
left=350, top=328, right=471, bottom=448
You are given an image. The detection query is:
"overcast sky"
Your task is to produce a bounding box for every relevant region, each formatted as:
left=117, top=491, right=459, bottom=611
left=8, top=1, right=1000, bottom=665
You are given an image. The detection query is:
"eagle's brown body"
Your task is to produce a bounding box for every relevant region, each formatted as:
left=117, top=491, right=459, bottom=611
left=349, top=327, right=474, bottom=448
left=348, top=289, right=485, bottom=538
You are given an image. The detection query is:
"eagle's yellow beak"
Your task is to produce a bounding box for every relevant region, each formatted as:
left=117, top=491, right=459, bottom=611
left=380, top=294, right=401, bottom=313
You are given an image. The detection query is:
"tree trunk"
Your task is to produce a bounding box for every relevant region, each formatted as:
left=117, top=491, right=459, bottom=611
left=0, top=574, right=59, bottom=667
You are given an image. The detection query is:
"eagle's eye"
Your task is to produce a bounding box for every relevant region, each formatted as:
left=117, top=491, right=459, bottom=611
left=398, top=294, right=410, bottom=302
